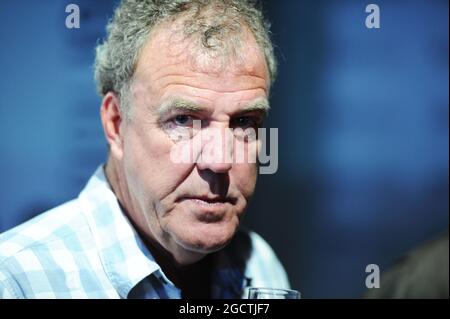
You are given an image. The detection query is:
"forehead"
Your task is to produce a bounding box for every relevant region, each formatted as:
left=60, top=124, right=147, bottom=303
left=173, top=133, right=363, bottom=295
left=132, top=18, right=269, bottom=102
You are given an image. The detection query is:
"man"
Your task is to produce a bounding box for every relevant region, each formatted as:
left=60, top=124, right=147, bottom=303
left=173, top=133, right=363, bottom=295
left=0, top=0, right=289, bottom=298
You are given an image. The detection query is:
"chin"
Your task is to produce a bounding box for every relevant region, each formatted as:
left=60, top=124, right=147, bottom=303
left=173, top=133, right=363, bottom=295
left=174, top=220, right=239, bottom=254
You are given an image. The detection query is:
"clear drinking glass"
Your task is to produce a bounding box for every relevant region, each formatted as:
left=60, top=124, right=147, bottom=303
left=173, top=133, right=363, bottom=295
left=246, top=287, right=301, bottom=299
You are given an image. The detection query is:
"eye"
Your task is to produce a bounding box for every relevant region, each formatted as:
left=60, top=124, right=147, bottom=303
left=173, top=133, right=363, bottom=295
left=173, top=114, right=194, bottom=126
left=231, top=115, right=261, bottom=129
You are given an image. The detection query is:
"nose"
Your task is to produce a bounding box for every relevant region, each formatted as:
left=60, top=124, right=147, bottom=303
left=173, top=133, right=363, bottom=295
left=196, top=126, right=233, bottom=173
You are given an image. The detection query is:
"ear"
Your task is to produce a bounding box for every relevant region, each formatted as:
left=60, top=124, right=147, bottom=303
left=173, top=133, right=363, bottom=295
left=100, top=92, right=124, bottom=160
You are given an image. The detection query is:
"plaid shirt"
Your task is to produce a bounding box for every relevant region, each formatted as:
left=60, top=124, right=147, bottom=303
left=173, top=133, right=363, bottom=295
left=0, top=166, right=289, bottom=299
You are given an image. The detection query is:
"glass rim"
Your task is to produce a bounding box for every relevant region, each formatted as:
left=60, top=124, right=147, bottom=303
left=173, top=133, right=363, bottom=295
left=247, top=287, right=301, bottom=295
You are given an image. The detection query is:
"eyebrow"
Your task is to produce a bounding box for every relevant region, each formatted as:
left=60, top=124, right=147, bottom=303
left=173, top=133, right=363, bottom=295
left=239, top=99, right=271, bottom=114
left=155, top=97, right=270, bottom=117
left=155, top=98, right=204, bottom=117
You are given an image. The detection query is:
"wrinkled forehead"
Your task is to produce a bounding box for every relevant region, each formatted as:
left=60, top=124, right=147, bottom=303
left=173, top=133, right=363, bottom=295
left=132, top=16, right=270, bottom=93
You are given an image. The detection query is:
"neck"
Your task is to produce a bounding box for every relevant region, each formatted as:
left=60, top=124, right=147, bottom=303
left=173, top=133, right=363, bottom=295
left=130, top=212, right=214, bottom=298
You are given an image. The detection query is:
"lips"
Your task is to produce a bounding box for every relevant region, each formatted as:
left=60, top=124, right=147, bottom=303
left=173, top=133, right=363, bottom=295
left=179, top=195, right=233, bottom=205
left=177, top=194, right=238, bottom=223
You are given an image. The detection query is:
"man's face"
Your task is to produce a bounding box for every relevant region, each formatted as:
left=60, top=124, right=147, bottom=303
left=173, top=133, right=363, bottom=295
left=116, top=23, right=269, bottom=263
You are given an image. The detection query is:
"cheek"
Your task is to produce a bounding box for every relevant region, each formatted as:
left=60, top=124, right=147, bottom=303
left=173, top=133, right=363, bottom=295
left=232, top=163, right=258, bottom=198
left=122, top=126, right=194, bottom=202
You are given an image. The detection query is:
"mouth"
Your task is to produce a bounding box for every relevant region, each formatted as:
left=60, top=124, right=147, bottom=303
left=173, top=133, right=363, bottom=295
left=174, top=191, right=244, bottom=225
left=179, top=195, right=236, bottom=207
left=178, top=195, right=236, bottom=206
left=177, top=195, right=238, bottom=223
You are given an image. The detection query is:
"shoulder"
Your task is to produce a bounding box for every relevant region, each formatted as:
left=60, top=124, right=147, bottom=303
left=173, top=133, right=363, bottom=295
left=0, top=199, right=86, bottom=261
left=0, top=199, right=92, bottom=298
left=365, top=232, right=449, bottom=299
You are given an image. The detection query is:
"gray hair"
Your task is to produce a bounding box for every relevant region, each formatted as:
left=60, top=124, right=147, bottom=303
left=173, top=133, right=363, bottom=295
left=94, top=0, right=277, bottom=115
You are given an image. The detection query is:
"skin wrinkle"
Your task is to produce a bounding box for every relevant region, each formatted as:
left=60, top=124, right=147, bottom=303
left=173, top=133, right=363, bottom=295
left=140, top=49, right=266, bottom=82
left=149, top=74, right=268, bottom=91
left=134, top=69, right=268, bottom=96
left=160, top=83, right=267, bottom=94
left=150, top=54, right=268, bottom=83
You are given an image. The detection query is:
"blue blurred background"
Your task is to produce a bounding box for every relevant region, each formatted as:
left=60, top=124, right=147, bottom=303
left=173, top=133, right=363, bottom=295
left=0, top=0, right=448, bottom=298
